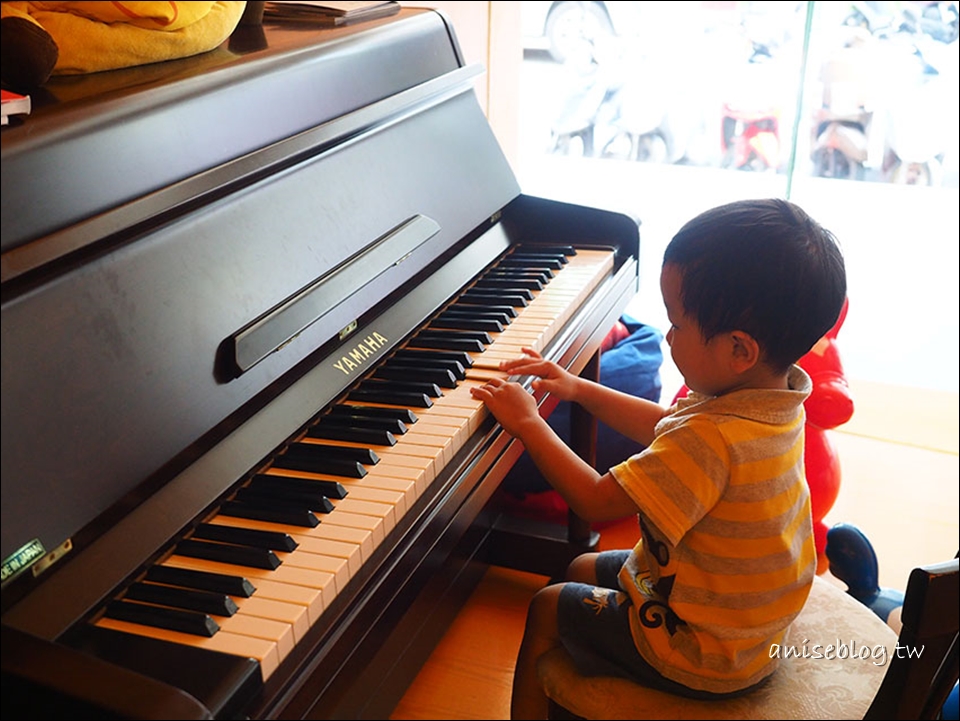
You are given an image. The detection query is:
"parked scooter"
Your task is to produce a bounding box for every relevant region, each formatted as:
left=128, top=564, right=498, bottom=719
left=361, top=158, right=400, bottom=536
left=831, top=1, right=957, bottom=186
left=548, top=39, right=623, bottom=157
left=881, top=59, right=948, bottom=184
left=810, top=32, right=878, bottom=181
left=720, top=41, right=782, bottom=172
left=593, top=43, right=698, bottom=164
left=597, top=75, right=675, bottom=162
left=811, top=111, right=872, bottom=180
left=879, top=21, right=955, bottom=185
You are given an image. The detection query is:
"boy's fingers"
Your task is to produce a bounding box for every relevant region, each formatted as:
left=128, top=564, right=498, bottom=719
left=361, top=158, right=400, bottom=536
left=501, top=358, right=548, bottom=372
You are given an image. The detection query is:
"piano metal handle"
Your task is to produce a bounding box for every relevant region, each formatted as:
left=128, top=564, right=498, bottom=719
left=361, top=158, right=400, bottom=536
left=229, top=214, right=440, bottom=375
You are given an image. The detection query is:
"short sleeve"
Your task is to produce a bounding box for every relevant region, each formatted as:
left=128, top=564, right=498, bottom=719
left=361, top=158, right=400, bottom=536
left=610, top=416, right=729, bottom=546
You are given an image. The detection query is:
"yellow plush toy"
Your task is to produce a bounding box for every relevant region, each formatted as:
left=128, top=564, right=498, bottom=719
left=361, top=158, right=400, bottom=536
left=1, top=1, right=246, bottom=89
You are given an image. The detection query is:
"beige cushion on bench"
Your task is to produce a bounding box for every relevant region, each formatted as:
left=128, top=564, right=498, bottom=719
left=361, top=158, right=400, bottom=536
left=538, top=576, right=897, bottom=720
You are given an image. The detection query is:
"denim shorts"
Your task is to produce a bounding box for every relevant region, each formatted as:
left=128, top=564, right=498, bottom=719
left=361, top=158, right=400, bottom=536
left=556, top=549, right=757, bottom=700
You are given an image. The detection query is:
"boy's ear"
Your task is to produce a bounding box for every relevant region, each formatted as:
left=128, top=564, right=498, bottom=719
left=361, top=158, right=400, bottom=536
left=728, top=330, right=761, bottom=373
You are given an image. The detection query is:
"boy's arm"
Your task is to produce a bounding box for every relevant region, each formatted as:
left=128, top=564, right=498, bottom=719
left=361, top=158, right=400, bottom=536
left=470, top=378, right=640, bottom=522
left=570, top=379, right=666, bottom=448
left=500, top=348, right=667, bottom=447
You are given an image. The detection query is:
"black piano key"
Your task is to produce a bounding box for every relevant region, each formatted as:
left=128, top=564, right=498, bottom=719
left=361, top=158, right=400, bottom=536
left=272, top=453, right=366, bottom=478
left=359, top=378, right=442, bottom=398
left=496, top=257, right=564, bottom=270
left=125, top=581, right=239, bottom=617
left=386, top=356, right=468, bottom=379
left=487, top=270, right=553, bottom=284
left=493, top=264, right=555, bottom=278
left=406, top=336, right=487, bottom=353
left=506, top=269, right=556, bottom=282
left=459, top=290, right=530, bottom=307
left=274, top=446, right=368, bottom=477
left=517, top=244, right=577, bottom=256
left=250, top=473, right=348, bottom=500
left=429, top=317, right=503, bottom=333
left=413, top=329, right=492, bottom=343
left=506, top=253, right=569, bottom=265
left=176, top=538, right=281, bottom=570
left=473, top=278, right=543, bottom=291
left=305, top=421, right=400, bottom=444
left=391, top=348, right=474, bottom=367
left=218, top=499, right=320, bottom=527
left=192, top=522, right=298, bottom=552
left=234, top=485, right=335, bottom=514
left=441, top=305, right=518, bottom=320
left=317, top=411, right=410, bottom=433
left=433, top=317, right=508, bottom=332
left=282, top=441, right=379, bottom=465
left=437, top=309, right=513, bottom=326
left=328, top=403, right=419, bottom=424
left=144, top=565, right=256, bottom=597
left=346, top=387, right=433, bottom=409
left=373, top=366, right=458, bottom=389
left=479, top=275, right=541, bottom=286
left=104, top=599, right=219, bottom=638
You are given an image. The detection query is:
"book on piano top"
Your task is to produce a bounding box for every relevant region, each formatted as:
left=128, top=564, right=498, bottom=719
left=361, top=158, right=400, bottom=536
left=264, top=1, right=401, bottom=26
left=1, top=89, right=31, bottom=126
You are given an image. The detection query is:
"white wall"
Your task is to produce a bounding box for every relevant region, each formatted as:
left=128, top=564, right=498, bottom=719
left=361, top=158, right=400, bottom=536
left=399, top=2, right=522, bottom=167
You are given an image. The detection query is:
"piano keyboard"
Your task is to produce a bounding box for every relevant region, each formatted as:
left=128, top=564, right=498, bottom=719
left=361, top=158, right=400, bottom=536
left=92, top=246, right=616, bottom=681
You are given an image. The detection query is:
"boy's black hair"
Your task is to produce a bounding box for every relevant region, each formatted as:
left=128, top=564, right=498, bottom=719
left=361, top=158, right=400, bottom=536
left=663, top=198, right=847, bottom=373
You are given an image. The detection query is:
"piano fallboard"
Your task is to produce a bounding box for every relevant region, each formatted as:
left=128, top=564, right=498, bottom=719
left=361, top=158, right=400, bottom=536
left=2, top=8, right=640, bottom=719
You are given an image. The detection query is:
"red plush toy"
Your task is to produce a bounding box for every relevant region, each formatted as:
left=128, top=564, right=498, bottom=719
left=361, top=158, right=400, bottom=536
left=673, top=298, right=854, bottom=574
left=797, top=297, right=854, bottom=573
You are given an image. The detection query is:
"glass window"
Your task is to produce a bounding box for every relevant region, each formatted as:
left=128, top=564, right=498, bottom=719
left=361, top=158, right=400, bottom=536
left=519, top=0, right=959, bottom=392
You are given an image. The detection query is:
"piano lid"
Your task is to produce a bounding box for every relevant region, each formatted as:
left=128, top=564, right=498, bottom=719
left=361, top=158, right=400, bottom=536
left=0, top=7, right=470, bottom=258
left=1, top=8, right=521, bottom=592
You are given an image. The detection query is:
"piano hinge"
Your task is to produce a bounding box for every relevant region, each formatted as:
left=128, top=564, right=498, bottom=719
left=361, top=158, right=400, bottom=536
left=339, top=320, right=358, bottom=340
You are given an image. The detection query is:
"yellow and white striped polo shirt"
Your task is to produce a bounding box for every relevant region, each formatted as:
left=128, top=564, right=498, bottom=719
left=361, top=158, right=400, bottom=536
left=610, top=365, right=816, bottom=694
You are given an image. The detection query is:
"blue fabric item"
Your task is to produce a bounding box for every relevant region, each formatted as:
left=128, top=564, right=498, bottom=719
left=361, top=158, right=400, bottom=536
left=503, top=315, right=664, bottom=496
left=942, top=682, right=959, bottom=720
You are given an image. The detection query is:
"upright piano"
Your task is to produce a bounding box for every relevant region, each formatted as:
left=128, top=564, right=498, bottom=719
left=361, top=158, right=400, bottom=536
left=1, top=7, right=639, bottom=719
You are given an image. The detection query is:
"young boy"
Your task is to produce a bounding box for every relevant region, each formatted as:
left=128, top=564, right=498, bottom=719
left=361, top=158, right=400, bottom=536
left=469, top=198, right=847, bottom=719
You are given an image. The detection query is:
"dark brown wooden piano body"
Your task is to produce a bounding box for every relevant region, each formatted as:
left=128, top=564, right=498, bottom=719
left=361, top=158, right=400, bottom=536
left=1, top=8, right=640, bottom=719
